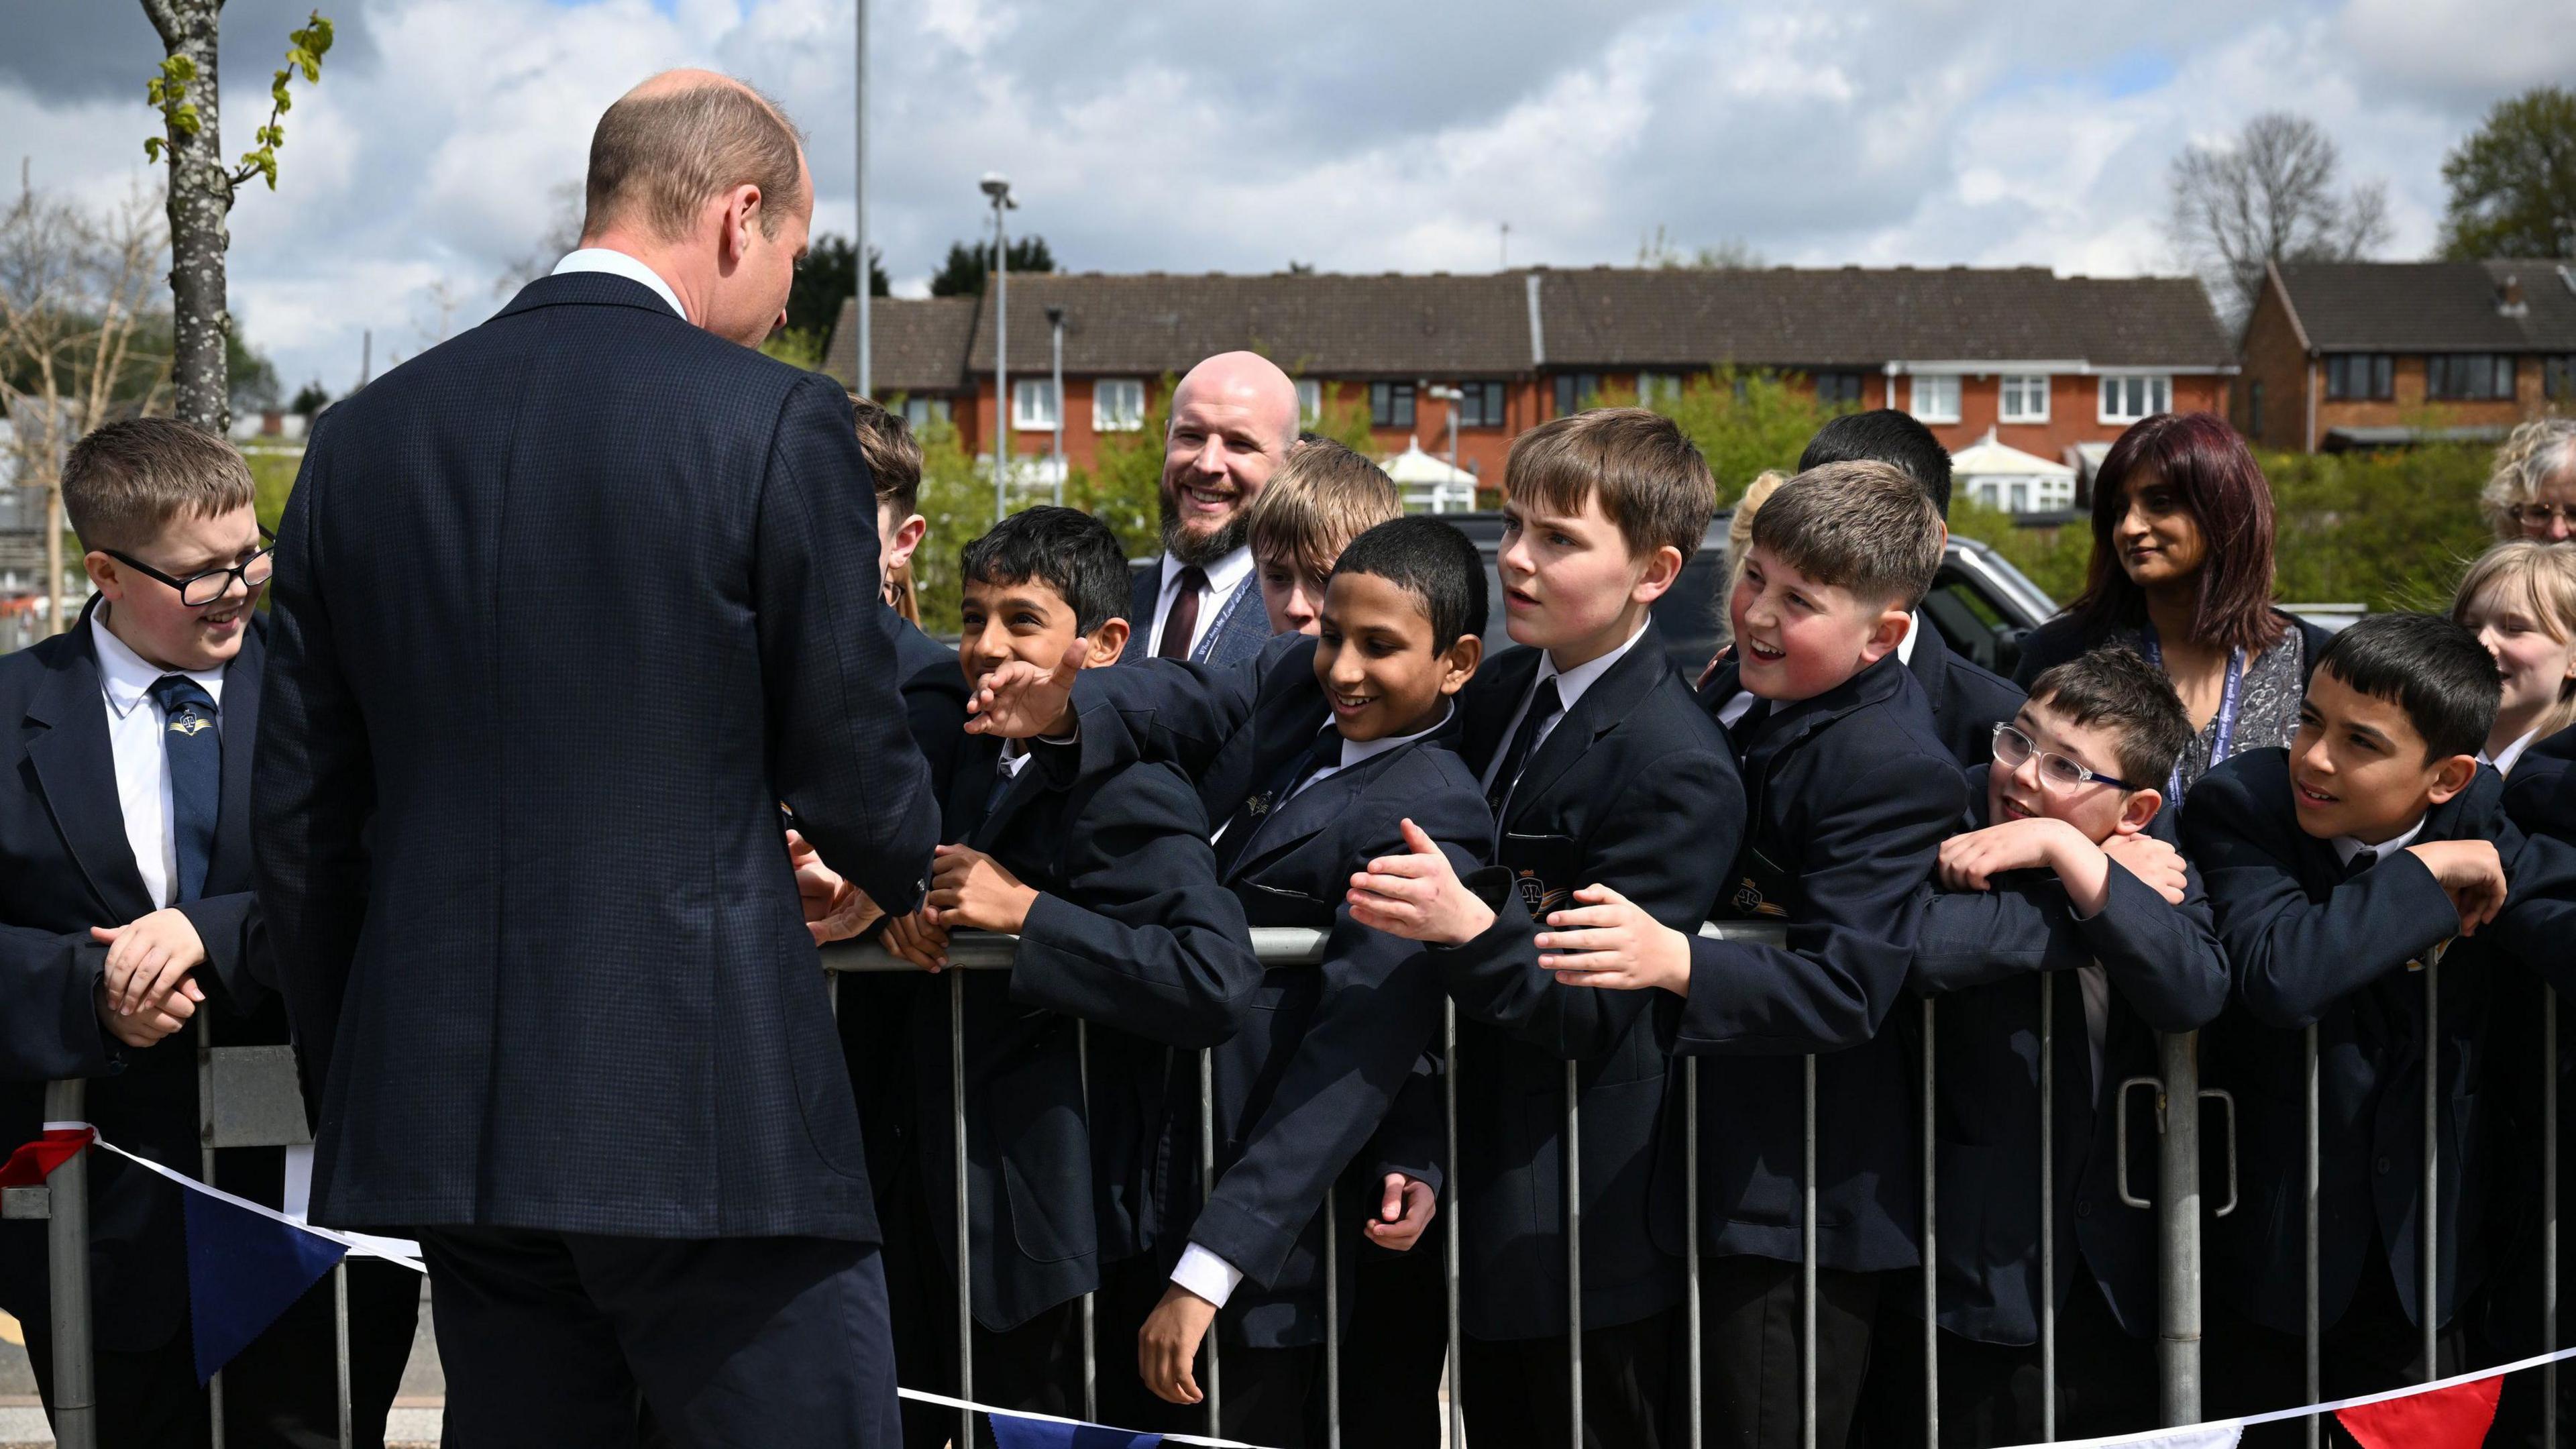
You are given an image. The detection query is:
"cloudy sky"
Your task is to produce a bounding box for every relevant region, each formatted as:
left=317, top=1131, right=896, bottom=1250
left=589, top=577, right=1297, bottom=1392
left=6, top=0, right=2570, bottom=397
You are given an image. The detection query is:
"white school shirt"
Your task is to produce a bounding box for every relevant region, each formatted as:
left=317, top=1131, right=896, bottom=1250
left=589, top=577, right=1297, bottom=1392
left=2333, top=816, right=2428, bottom=870
left=1146, top=547, right=1256, bottom=662
left=2482, top=726, right=2543, bottom=780
left=1170, top=704, right=1457, bottom=1309
left=91, top=610, right=226, bottom=912
left=551, top=248, right=686, bottom=321
left=1478, top=619, right=1652, bottom=800
left=1717, top=610, right=1921, bottom=729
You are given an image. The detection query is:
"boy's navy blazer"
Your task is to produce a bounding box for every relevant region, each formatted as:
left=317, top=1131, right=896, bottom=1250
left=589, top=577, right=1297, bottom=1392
left=1430, top=623, right=1745, bottom=1338
left=1907, top=769, right=2227, bottom=1346
left=912, top=707, right=1260, bottom=1331
left=256, top=271, right=940, bottom=1241
left=0, top=606, right=280, bottom=1352
left=1670, top=651, right=1966, bottom=1275
left=1907, top=623, right=2029, bottom=771
left=1115, top=559, right=1273, bottom=669
left=2186, top=747, right=2576, bottom=1336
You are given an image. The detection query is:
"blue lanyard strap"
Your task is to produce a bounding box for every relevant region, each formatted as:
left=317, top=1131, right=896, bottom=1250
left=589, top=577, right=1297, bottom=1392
left=2141, top=624, right=2246, bottom=800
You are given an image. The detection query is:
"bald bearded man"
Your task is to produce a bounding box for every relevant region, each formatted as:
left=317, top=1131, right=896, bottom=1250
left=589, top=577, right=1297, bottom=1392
left=1120, top=352, right=1303, bottom=667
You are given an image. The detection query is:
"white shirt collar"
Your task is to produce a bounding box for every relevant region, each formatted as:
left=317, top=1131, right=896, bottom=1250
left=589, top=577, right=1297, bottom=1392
left=1332, top=702, right=1454, bottom=775
left=1540, top=618, right=1652, bottom=714
left=2484, top=725, right=2544, bottom=779
left=2334, top=814, right=2427, bottom=867
left=1896, top=610, right=1921, bottom=665
left=1163, top=545, right=1255, bottom=601
left=552, top=248, right=688, bottom=322
left=91, top=607, right=225, bottom=719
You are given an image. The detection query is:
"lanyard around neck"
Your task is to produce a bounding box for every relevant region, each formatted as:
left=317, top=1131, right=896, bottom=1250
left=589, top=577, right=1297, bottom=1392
left=2141, top=623, right=2246, bottom=800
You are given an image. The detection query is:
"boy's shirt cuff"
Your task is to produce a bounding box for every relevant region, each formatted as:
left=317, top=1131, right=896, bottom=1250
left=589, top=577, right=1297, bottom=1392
left=1171, top=1243, right=1244, bottom=1307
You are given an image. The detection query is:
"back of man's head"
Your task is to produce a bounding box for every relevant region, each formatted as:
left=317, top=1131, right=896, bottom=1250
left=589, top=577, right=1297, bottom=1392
left=1799, top=409, right=1953, bottom=517
left=583, top=72, right=806, bottom=244
left=849, top=394, right=922, bottom=517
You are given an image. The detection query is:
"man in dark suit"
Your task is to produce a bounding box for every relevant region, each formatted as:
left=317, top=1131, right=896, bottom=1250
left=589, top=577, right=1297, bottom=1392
left=2, top=418, right=417, bottom=1446
left=256, top=71, right=936, bottom=1448
left=1117, top=352, right=1300, bottom=670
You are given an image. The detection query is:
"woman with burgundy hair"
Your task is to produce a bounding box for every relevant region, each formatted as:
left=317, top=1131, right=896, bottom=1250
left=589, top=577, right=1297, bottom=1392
left=2012, top=412, right=2333, bottom=798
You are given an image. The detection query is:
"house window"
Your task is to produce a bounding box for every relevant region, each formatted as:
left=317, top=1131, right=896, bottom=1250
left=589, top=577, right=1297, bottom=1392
left=2426, top=354, right=2516, bottom=401
left=2248, top=380, right=2265, bottom=439
left=2098, top=374, right=2171, bottom=424
left=1638, top=371, right=1685, bottom=408
left=1813, top=370, right=1866, bottom=406
left=1093, top=378, right=1146, bottom=433
left=2548, top=356, right=2576, bottom=400
left=1295, top=378, right=1323, bottom=425
left=1909, top=374, right=1961, bottom=424
left=1455, top=380, right=1507, bottom=427
left=1998, top=374, right=2050, bottom=423
left=900, top=396, right=951, bottom=431
left=1370, top=382, right=1416, bottom=429
left=1012, top=378, right=1058, bottom=431
left=2324, top=354, right=2394, bottom=401
left=1552, top=372, right=1602, bottom=417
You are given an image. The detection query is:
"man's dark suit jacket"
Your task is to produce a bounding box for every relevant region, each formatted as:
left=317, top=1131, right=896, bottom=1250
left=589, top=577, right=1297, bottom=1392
left=256, top=271, right=939, bottom=1240
left=1906, top=769, right=2227, bottom=1346
left=1115, top=557, right=1272, bottom=669
left=2188, top=749, right=2576, bottom=1336
left=1430, top=623, right=1744, bottom=1339
left=910, top=716, right=1259, bottom=1332
left=0, top=606, right=278, bottom=1350
left=1909, top=622, right=2027, bottom=771
left=1669, top=653, right=1966, bottom=1276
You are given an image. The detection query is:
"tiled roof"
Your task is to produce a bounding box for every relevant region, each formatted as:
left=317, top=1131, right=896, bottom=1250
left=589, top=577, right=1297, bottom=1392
left=2271, top=260, right=2576, bottom=352
left=826, top=265, right=2237, bottom=389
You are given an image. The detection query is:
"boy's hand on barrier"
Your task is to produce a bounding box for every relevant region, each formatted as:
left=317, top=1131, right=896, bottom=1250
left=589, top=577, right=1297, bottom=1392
left=1536, top=884, right=1693, bottom=996
left=91, top=907, right=208, bottom=1017
left=1349, top=818, right=1495, bottom=945
left=1139, top=1284, right=1218, bottom=1405
left=96, top=974, right=201, bottom=1049
left=1361, top=1172, right=1437, bottom=1251
left=1937, top=818, right=2082, bottom=893
left=926, top=844, right=1040, bottom=935
left=2100, top=833, right=2188, bottom=906
left=964, top=638, right=1085, bottom=740
left=881, top=910, right=951, bottom=971
left=789, top=830, right=883, bottom=944
left=2404, top=839, right=2507, bottom=936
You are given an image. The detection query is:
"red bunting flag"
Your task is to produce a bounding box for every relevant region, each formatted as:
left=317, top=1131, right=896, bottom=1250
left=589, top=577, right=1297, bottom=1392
left=0, top=1124, right=96, bottom=1188
left=2335, top=1375, right=2502, bottom=1449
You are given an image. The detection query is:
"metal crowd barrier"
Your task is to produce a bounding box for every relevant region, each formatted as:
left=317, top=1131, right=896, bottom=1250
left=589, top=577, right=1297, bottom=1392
left=12, top=926, right=2554, bottom=1449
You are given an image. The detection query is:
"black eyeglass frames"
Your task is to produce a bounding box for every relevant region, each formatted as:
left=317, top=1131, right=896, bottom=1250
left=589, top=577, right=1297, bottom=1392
left=103, top=525, right=278, bottom=607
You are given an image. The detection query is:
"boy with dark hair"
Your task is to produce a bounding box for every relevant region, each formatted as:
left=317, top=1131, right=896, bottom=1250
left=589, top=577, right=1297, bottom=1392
left=0, top=417, right=417, bottom=1446
left=1245, top=438, right=1401, bottom=637
left=2188, top=612, right=2576, bottom=1435
left=1474, top=459, right=1966, bottom=1448
left=1799, top=407, right=1955, bottom=515
left=870, top=504, right=1263, bottom=1443
left=961, top=515, right=1495, bottom=1446
left=1345, top=407, right=1743, bottom=1449
left=1866, top=645, right=2228, bottom=1443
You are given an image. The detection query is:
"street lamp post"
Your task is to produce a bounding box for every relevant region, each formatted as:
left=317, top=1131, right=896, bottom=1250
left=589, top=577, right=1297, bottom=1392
left=1046, top=305, right=1066, bottom=507
left=981, top=172, right=1015, bottom=523
left=853, top=0, right=869, bottom=398
left=1427, top=384, right=1464, bottom=506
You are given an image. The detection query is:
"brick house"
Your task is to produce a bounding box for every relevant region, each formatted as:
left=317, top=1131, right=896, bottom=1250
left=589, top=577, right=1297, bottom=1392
left=2233, top=260, right=2576, bottom=453
left=824, top=264, right=2234, bottom=502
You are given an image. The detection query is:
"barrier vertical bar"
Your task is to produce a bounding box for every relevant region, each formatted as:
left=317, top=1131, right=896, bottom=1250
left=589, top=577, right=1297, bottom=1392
left=1078, top=1018, right=1097, bottom=1423
left=199, top=1016, right=225, bottom=1449
left=1444, top=1000, right=1465, bottom=1449
left=1566, top=1058, right=1583, bottom=1449
left=2548, top=987, right=2560, bottom=1449
left=2422, top=952, right=2439, bottom=1381
left=2156, top=1030, right=2202, bottom=1426
left=2318, top=1016, right=2339, bottom=1444
left=1803, top=1053, right=1817, bottom=1449
left=2039, top=977, right=2055, bottom=1442
left=1326, top=1199, right=1342, bottom=1449
left=43, top=1079, right=95, bottom=1449
left=334, top=1262, right=352, bottom=1449
left=1686, top=1056, right=1703, bottom=1449
left=1201, top=1046, right=1222, bottom=1435
left=1922, top=998, right=1938, bottom=1448
left=953, top=969, right=973, bottom=1449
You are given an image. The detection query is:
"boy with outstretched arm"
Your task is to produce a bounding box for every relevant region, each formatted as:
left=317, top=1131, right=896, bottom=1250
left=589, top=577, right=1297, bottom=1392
left=1860, top=646, right=2226, bottom=1444
left=1344, top=409, right=1743, bottom=1449
left=1360, top=460, right=1965, bottom=1448
left=2188, top=614, right=2576, bottom=1439
left=862, top=506, right=1263, bottom=1444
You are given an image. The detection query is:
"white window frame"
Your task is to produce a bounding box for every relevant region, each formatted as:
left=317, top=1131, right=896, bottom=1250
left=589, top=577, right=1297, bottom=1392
left=2097, top=374, right=2171, bottom=425
left=1910, top=374, right=1962, bottom=424
left=1295, top=378, right=1323, bottom=426
left=1093, top=378, right=1145, bottom=433
left=1012, top=378, right=1059, bottom=432
left=1998, top=374, right=2050, bottom=423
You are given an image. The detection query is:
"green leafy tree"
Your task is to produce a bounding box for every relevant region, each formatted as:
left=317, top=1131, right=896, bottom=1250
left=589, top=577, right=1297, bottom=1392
left=288, top=380, right=329, bottom=415
left=1945, top=498, right=2094, bottom=604
left=1066, top=372, right=1174, bottom=561
left=2438, top=87, right=2576, bottom=260
left=142, top=4, right=333, bottom=431
left=1627, top=365, right=1850, bottom=508
left=786, top=232, right=889, bottom=341
left=1299, top=378, right=1377, bottom=453
left=904, top=405, right=1002, bottom=635
left=928, top=236, right=1057, bottom=297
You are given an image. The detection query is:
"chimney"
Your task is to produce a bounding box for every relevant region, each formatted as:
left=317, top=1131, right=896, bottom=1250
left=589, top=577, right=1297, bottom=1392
left=2498, top=274, right=2529, bottom=317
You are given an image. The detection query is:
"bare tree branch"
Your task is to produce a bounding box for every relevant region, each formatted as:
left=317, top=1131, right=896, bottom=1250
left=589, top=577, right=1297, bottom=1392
left=2166, top=111, right=2389, bottom=327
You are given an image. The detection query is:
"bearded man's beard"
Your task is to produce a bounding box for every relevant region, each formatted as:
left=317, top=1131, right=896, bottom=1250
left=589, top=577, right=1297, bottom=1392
left=1160, top=485, right=1249, bottom=566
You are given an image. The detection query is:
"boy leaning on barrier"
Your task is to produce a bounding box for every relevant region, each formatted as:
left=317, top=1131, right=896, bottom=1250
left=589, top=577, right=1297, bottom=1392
left=2186, top=613, right=2576, bottom=1438
left=0, top=418, right=417, bottom=1447
left=1858, top=645, right=2227, bottom=1444
left=1344, top=408, right=1743, bottom=1449
left=860, top=505, right=1263, bottom=1442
